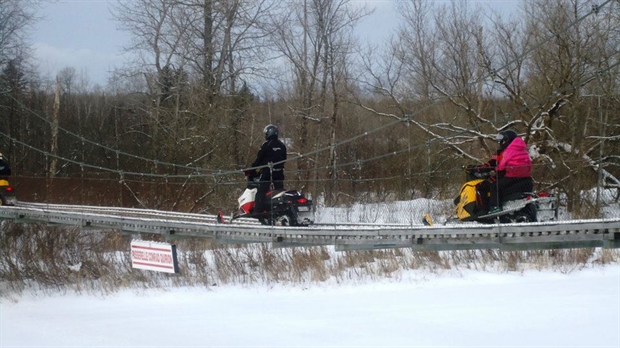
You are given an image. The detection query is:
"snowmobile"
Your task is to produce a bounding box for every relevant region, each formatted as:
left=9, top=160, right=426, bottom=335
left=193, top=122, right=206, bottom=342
left=424, top=166, right=557, bottom=225
left=222, top=170, right=314, bottom=226
left=0, top=178, right=16, bottom=206
left=0, top=153, right=14, bottom=206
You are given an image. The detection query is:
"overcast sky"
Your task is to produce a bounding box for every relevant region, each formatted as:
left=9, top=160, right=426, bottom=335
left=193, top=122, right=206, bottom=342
left=31, top=0, right=517, bottom=87
left=33, top=0, right=126, bottom=86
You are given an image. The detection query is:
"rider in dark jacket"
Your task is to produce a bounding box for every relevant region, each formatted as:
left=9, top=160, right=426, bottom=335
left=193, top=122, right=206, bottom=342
left=0, top=152, right=11, bottom=177
left=251, top=124, right=287, bottom=212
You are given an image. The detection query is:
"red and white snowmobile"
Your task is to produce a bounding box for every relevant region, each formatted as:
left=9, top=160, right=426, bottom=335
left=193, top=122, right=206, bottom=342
left=223, top=171, right=314, bottom=226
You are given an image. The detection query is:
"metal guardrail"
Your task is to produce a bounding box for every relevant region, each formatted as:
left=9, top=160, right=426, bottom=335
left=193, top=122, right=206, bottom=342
left=1, top=202, right=619, bottom=251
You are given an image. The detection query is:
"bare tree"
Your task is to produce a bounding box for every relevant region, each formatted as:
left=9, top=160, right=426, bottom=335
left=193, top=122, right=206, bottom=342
left=362, top=0, right=494, bottom=160
left=0, top=0, right=39, bottom=175
left=0, top=0, right=37, bottom=70
left=114, top=0, right=273, bottom=94
left=518, top=0, right=620, bottom=211
left=111, top=0, right=275, bottom=170
left=268, top=0, right=371, bottom=199
left=360, top=0, right=619, bottom=214
left=187, top=0, right=274, bottom=96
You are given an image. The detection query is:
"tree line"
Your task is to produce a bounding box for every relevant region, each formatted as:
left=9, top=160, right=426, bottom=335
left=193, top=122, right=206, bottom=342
left=1, top=0, right=619, bottom=217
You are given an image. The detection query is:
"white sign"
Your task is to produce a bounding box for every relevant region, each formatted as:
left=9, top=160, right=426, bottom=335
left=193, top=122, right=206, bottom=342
left=130, top=240, right=179, bottom=274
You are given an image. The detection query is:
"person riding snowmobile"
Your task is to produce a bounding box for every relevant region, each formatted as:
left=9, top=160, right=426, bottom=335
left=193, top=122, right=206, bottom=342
left=472, top=130, right=533, bottom=214
left=249, top=124, right=287, bottom=213
left=0, top=152, right=11, bottom=177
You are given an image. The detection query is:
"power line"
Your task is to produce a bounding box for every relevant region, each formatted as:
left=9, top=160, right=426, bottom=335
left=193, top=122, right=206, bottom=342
left=5, top=94, right=217, bottom=174
left=1, top=0, right=613, bottom=179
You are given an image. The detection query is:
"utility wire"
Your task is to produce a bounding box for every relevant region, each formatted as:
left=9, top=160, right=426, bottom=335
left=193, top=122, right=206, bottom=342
left=1, top=0, right=613, bottom=179
left=281, top=58, right=620, bottom=177
left=4, top=94, right=219, bottom=174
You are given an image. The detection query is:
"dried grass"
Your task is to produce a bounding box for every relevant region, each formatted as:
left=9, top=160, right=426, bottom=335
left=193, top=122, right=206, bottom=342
left=1, top=223, right=618, bottom=297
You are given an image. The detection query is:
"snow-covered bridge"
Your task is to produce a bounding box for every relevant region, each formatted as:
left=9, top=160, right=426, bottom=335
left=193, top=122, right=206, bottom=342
left=1, top=202, right=619, bottom=251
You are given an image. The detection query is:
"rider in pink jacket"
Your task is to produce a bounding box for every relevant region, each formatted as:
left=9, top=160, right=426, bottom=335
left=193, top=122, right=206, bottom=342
left=497, top=137, right=531, bottom=178
left=487, top=130, right=534, bottom=213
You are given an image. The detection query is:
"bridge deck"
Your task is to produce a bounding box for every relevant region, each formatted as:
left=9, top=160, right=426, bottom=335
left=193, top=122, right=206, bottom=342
left=1, top=202, right=619, bottom=251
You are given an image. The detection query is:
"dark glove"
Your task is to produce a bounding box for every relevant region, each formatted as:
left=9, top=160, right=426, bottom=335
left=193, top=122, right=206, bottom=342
left=464, top=165, right=477, bottom=173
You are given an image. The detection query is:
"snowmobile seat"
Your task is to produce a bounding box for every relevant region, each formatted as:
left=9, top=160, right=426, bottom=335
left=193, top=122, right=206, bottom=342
left=502, top=191, right=534, bottom=202
left=267, top=189, right=286, bottom=199
left=500, top=177, right=534, bottom=202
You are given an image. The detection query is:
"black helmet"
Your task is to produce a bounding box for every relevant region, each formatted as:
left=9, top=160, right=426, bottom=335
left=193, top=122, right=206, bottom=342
left=495, top=129, right=518, bottom=151
left=264, top=124, right=279, bottom=140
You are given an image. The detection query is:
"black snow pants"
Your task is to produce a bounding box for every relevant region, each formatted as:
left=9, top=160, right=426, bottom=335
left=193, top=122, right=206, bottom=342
left=254, top=168, right=285, bottom=213
left=488, top=176, right=534, bottom=208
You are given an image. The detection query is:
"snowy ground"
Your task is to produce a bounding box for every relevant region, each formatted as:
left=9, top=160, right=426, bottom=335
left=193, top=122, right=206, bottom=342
left=2, top=190, right=619, bottom=346
left=2, top=265, right=618, bottom=347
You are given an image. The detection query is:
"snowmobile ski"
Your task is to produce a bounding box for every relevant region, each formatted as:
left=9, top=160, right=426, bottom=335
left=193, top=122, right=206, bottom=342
left=217, top=211, right=226, bottom=224
left=422, top=213, right=434, bottom=226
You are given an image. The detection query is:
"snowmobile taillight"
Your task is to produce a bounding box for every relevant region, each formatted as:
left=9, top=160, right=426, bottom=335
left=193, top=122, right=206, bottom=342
left=296, top=198, right=308, bottom=204
left=538, top=192, right=549, bottom=197
left=4, top=186, right=13, bottom=193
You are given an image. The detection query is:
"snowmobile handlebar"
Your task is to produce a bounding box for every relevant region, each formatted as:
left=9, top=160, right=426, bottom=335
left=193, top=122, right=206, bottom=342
left=244, top=169, right=260, bottom=178
left=243, top=169, right=261, bottom=189
left=464, top=165, right=494, bottom=180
